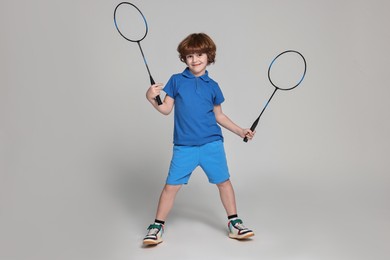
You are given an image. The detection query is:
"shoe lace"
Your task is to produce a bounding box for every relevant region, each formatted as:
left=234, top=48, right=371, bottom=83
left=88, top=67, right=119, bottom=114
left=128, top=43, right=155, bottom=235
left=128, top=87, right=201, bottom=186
left=231, top=219, right=248, bottom=230
left=147, top=224, right=162, bottom=236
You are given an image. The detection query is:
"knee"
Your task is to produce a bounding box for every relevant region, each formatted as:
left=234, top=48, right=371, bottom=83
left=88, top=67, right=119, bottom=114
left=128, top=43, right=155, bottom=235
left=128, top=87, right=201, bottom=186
left=216, top=179, right=231, bottom=189
left=163, top=184, right=182, bottom=193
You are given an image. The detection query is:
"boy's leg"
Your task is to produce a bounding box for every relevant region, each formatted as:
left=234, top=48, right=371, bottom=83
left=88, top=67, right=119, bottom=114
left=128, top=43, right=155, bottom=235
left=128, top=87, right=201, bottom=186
left=216, top=179, right=237, bottom=216
left=143, top=184, right=182, bottom=245
left=155, top=184, right=182, bottom=221
left=216, top=179, right=254, bottom=240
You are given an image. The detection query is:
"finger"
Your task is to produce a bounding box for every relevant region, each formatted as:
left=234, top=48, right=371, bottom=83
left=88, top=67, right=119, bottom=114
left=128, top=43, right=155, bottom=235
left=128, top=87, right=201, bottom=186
left=246, top=131, right=255, bottom=139
left=154, top=83, right=164, bottom=87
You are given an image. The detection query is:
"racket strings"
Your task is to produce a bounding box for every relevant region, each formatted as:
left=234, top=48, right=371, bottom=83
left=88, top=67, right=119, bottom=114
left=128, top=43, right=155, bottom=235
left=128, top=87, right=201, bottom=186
left=268, top=50, right=307, bottom=90
left=114, top=2, right=148, bottom=42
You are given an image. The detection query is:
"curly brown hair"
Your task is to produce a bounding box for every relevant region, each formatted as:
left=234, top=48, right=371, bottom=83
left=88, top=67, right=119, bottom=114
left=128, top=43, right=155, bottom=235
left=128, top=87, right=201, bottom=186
left=177, top=33, right=216, bottom=64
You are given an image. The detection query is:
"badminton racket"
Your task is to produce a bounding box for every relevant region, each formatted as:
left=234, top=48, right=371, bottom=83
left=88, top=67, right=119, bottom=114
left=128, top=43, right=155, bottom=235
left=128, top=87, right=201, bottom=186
left=114, top=2, right=162, bottom=105
left=244, top=50, right=307, bottom=142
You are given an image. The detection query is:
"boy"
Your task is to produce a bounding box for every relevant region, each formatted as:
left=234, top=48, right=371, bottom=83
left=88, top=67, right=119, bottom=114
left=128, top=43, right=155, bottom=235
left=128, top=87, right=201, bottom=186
left=144, top=33, right=255, bottom=245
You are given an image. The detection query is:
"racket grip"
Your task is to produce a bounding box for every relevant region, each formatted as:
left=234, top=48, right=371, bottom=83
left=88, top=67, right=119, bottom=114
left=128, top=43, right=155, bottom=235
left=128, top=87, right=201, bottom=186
left=155, top=95, right=162, bottom=105
left=150, top=76, right=163, bottom=106
left=243, top=119, right=259, bottom=143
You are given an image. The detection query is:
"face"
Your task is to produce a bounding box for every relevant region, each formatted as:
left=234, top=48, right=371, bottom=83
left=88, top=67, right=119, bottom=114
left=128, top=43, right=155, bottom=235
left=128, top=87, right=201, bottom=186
left=185, top=53, right=208, bottom=77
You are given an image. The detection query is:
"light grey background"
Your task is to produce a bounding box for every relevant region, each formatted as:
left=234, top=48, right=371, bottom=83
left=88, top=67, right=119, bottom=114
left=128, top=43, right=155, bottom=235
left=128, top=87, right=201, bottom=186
left=1, top=0, right=389, bottom=260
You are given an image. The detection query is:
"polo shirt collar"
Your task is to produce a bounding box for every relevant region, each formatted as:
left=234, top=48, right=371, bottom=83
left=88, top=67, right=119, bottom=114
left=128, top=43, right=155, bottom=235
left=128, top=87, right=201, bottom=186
left=182, top=67, right=210, bottom=82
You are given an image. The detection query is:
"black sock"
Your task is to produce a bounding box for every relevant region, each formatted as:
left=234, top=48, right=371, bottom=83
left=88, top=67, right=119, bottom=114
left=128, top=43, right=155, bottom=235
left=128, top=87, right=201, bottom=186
left=154, top=219, right=165, bottom=225
left=228, top=214, right=238, bottom=220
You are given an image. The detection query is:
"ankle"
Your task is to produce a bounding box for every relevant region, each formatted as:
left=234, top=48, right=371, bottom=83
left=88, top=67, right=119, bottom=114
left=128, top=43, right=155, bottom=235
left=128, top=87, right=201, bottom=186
left=228, top=214, right=238, bottom=221
left=154, top=219, right=165, bottom=225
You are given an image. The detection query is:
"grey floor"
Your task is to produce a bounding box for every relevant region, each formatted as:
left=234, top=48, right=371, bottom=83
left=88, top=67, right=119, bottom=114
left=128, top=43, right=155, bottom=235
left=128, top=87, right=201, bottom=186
left=129, top=173, right=390, bottom=260
left=1, top=143, right=389, bottom=260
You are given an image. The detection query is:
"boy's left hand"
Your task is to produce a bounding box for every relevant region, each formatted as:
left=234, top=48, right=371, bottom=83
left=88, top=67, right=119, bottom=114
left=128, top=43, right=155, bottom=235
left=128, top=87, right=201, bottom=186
left=242, top=129, right=255, bottom=141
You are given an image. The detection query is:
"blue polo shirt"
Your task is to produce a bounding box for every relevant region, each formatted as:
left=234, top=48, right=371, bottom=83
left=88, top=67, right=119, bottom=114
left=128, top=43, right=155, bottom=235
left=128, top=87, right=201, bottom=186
left=163, top=68, right=225, bottom=146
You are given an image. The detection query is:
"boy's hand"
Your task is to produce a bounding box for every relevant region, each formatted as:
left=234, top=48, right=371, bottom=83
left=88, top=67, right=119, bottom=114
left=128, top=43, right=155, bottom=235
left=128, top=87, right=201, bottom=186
left=146, top=83, right=163, bottom=102
left=242, top=129, right=255, bottom=141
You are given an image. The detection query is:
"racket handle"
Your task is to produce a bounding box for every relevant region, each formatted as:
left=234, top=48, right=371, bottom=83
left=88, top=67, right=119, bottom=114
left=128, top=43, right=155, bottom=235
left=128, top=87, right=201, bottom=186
left=155, top=95, right=162, bottom=105
left=243, top=118, right=259, bottom=143
left=150, top=76, right=162, bottom=106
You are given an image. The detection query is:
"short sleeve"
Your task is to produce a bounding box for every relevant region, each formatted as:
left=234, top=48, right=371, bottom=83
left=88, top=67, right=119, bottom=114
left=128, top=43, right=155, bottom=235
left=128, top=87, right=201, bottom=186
left=213, top=83, right=225, bottom=105
left=163, top=75, right=176, bottom=99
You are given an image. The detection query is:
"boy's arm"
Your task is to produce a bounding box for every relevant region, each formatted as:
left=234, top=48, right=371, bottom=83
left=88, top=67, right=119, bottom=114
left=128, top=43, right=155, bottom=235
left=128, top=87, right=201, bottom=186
left=214, top=105, right=255, bottom=140
left=146, top=83, right=174, bottom=115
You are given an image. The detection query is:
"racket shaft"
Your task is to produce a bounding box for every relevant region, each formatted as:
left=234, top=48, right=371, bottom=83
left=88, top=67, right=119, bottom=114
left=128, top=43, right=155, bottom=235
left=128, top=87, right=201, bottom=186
left=138, top=42, right=162, bottom=105
left=243, top=88, right=278, bottom=142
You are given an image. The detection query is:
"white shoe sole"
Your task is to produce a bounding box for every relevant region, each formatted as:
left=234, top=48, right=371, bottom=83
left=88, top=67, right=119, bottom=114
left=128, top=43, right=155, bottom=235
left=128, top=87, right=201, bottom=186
left=143, top=238, right=163, bottom=245
left=229, top=231, right=255, bottom=240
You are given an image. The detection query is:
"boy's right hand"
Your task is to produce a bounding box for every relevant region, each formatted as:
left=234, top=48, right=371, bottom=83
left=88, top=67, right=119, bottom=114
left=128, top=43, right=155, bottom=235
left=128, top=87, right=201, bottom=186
left=146, top=83, right=164, bottom=102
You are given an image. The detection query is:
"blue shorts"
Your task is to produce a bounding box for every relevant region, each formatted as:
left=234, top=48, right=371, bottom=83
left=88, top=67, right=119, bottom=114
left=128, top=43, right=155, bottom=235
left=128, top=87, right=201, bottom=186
left=166, top=140, right=230, bottom=185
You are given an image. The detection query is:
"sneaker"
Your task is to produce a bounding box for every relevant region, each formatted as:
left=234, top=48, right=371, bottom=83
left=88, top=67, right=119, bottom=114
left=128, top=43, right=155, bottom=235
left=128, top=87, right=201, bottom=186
left=228, top=218, right=254, bottom=239
left=143, top=223, right=164, bottom=245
